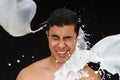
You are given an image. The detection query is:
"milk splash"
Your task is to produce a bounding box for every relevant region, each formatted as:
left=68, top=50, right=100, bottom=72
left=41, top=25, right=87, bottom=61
left=55, top=28, right=120, bottom=80
left=91, top=34, right=120, bottom=75
left=0, top=0, right=44, bottom=37
left=0, top=0, right=120, bottom=79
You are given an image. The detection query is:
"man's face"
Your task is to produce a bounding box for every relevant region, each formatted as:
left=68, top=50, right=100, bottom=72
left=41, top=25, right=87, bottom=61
left=46, top=25, right=77, bottom=63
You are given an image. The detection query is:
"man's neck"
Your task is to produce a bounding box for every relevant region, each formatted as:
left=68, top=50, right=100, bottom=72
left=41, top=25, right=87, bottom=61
left=48, top=56, right=63, bottom=71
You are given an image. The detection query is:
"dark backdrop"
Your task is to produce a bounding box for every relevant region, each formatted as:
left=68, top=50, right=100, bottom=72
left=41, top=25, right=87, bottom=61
left=0, top=0, right=120, bottom=80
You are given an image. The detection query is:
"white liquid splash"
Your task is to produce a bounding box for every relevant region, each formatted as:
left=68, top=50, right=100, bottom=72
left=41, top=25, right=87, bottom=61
left=0, top=0, right=120, bottom=79
left=91, top=34, right=120, bottom=75
left=0, top=0, right=43, bottom=37
left=55, top=32, right=120, bottom=80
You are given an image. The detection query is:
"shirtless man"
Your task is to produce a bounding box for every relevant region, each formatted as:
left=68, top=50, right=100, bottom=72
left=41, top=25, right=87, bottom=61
left=16, top=8, right=101, bottom=80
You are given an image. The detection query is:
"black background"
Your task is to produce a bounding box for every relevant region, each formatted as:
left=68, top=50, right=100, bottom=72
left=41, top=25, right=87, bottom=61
left=0, top=0, right=120, bottom=80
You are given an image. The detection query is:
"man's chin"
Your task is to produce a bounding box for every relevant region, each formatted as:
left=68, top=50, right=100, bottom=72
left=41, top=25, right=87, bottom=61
left=56, top=58, right=69, bottom=64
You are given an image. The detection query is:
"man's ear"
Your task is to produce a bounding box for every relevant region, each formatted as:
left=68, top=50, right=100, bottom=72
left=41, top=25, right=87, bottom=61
left=46, top=30, right=49, bottom=37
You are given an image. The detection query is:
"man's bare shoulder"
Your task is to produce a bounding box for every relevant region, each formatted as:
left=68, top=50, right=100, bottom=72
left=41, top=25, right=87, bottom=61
left=16, top=57, right=50, bottom=80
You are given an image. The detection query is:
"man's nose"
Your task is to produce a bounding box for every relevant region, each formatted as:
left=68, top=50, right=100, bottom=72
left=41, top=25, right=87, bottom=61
left=58, top=40, right=66, bottom=48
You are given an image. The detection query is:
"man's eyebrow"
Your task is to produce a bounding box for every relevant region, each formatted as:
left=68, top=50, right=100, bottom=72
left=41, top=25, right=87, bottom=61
left=64, top=36, right=72, bottom=39
left=51, top=34, right=72, bottom=39
left=51, top=34, right=59, bottom=37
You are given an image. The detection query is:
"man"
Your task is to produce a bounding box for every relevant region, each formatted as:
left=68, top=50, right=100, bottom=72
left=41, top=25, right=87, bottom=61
left=16, top=8, right=101, bottom=80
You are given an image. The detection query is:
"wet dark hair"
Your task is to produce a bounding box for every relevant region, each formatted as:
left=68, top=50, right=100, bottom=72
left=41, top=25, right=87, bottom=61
left=46, top=8, right=81, bottom=36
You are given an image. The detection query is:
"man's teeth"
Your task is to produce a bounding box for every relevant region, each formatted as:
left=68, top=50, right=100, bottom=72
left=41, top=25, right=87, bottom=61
left=58, top=51, right=66, bottom=54
left=57, top=51, right=69, bottom=54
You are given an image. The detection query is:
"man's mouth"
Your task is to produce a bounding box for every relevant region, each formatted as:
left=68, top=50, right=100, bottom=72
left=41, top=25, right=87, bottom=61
left=56, top=50, right=70, bottom=57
